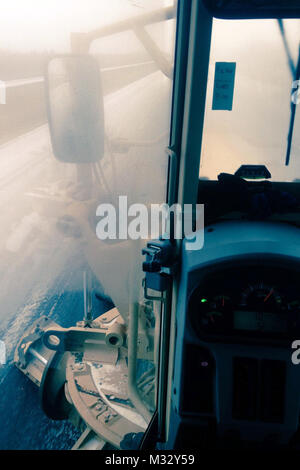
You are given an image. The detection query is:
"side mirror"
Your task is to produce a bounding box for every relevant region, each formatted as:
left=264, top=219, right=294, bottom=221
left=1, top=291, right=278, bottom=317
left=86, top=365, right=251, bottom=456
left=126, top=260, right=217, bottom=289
left=46, top=55, right=104, bottom=164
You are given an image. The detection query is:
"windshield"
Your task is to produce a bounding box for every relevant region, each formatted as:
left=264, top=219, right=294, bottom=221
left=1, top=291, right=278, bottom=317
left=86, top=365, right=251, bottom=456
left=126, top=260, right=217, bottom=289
left=0, top=0, right=176, bottom=450
left=200, top=18, right=300, bottom=182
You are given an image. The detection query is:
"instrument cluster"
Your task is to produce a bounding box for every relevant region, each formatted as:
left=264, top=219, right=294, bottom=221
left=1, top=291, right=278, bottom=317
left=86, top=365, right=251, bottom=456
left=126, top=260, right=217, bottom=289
left=189, top=264, right=300, bottom=343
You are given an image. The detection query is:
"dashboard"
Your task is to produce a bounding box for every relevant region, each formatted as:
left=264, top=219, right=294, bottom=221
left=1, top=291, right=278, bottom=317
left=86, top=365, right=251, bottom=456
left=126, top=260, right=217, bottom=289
left=189, top=264, right=300, bottom=343
left=170, top=222, right=300, bottom=448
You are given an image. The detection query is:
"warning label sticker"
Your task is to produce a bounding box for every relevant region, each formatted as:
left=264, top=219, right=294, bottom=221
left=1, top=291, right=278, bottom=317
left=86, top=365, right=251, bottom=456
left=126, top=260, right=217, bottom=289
left=212, top=62, right=236, bottom=111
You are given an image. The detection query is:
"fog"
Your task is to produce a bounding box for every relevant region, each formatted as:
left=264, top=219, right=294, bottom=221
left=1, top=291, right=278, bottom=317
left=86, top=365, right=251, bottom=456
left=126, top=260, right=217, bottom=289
left=0, top=0, right=176, bottom=449
left=0, top=2, right=298, bottom=449
left=0, top=0, right=173, bottom=52
left=201, top=18, right=300, bottom=182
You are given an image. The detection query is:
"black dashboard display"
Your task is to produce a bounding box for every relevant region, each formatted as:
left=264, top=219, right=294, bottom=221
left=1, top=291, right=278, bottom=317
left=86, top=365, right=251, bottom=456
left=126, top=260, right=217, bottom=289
left=233, top=311, right=287, bottom=333
left=189, top=264, right=300, bottom=343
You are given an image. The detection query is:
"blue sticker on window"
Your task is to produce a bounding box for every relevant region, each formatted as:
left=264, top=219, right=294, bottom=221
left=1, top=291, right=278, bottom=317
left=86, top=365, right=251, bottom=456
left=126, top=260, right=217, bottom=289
left=212, top=62, right=236, bottom=111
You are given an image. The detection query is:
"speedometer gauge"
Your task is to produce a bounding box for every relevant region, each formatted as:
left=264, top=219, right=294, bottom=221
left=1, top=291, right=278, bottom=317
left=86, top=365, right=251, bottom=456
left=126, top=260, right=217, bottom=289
left=239, top=283, right=283, bottom=312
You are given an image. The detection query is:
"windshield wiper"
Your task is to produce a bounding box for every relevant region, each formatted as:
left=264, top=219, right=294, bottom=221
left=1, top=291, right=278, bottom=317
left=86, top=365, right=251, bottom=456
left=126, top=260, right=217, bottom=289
left=277, top=19, right=300, bottom=167
left=285, top=46, right=300, bottom=166
left=277, top=19, right=296, bottom=78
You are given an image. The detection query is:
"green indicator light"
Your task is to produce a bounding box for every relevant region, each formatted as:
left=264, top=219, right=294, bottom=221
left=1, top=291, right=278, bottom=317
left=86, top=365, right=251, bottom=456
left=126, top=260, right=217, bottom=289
left=201, top=298, right=208, bottom=303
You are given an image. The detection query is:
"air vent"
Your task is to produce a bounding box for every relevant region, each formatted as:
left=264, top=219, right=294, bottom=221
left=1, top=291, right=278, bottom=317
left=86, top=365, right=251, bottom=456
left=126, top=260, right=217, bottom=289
left=260, top=360, right=286, bottom=423
left=233, top=358, right=286, bottom=423
left=233, top=358, right=258, bottom=420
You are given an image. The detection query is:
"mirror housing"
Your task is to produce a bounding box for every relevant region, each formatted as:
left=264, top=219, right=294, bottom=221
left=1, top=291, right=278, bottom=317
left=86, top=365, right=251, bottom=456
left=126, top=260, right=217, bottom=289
left=46, top=55, right=104, bottom=164
left=203, top=0, right=300, bottom=19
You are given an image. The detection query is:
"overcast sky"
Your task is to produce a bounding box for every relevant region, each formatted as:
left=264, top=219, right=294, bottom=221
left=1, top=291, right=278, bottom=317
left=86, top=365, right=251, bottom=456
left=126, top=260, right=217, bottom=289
left=0, top=0, right=173, bottom=52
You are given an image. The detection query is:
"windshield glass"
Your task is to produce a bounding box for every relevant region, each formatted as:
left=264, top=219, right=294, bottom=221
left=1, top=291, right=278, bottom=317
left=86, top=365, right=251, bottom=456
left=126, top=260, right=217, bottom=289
left=200, top=18, right=300, bottom=182
left=0, top=0, right=176, bottom=450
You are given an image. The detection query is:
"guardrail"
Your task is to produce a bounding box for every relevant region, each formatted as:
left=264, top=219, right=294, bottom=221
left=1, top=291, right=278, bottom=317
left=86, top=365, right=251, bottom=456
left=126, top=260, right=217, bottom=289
left=5, top=76, right=44, bottom=89
left=2, top=60, right=156, bottom=91
left=0, top=60, right=157, bottom=144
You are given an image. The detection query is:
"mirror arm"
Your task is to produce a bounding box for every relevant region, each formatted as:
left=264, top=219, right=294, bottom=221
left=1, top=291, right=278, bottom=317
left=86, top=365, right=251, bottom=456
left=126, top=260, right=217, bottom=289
left=70, top=6, right=176, bottom=58
left=133, top=26, right=173, bottom=79
left=70, top=32, right=91, bottom=54
left=86, top=6, right=175, bottom=43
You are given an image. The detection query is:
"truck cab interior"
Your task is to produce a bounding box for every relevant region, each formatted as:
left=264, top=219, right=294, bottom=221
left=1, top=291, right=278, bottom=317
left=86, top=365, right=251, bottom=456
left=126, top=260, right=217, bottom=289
left=0, top=0, right=299, bottom=451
